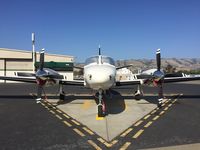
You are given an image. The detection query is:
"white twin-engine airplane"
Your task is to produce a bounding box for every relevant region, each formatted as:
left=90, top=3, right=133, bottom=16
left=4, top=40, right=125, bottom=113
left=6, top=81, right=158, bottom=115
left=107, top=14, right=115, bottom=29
left=1, top=47, right=200, bottom=117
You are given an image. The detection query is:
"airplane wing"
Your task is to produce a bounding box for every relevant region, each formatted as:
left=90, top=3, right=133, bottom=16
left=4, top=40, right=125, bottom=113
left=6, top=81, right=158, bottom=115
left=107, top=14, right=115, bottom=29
left=116, top=75, right=200, bottom=86
left=164, top=76, right=200, bottom=83
left=0, top=75, right=85, bottom=86
left=116, top=65, right=133, bottom=70
left=59, top=79, right=85, bottom=86
left=116, top=79, right=142, bottom=86
left=0, top=76, right=36, bottom=83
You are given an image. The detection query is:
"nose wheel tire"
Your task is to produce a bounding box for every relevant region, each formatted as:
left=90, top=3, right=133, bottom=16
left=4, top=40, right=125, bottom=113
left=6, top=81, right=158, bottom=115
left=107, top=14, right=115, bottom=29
left=98, top=104, right=104, bottom=117
left=97, top=101, right=106, bottom=117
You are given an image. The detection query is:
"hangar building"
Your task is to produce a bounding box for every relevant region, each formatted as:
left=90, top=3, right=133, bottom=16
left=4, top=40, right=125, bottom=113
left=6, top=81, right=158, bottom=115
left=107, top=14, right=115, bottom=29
left=0, top=48, right=74, bottom=82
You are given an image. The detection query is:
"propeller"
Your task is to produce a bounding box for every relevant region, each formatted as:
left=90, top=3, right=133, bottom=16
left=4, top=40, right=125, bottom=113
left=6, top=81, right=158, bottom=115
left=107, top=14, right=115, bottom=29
left=155, top=48, right=164, bottom=107
left=156, top=49, right=161, bottom=71
left=98, top=45, right=101, bottom=55
left=36, top=48, right=45, bottom=102
left=39, top=48, right=45, bottom=70
left=153, top=48, right=164, bottom=82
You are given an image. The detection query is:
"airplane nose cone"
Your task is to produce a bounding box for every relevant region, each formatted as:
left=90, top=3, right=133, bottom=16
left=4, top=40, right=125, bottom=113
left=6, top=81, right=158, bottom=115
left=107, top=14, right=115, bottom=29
left=89, top=72, right=112, bottom=83
left=85, top=65, right=115, bottom=90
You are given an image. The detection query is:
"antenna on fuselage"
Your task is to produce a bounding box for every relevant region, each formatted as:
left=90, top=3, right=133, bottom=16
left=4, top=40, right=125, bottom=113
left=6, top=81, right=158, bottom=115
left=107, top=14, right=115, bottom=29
left=98, top=45, right=101, bottom=55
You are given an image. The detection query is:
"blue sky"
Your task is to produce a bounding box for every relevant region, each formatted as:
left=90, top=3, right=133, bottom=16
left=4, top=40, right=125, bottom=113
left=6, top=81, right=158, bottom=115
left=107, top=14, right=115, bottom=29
left=0, top=0, right=199, bottom=62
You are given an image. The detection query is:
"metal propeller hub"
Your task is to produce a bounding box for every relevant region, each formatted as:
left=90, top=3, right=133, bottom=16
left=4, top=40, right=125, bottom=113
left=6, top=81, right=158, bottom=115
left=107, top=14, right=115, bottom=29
left=153, top=70, right=165, bottom=82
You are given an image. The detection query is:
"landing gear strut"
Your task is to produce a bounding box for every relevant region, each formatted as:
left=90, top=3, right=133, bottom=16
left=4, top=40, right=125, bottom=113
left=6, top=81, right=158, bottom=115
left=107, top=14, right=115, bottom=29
left=157, top=83, right=163, bottom=108
left=59, top=84, right=65, bottom=101
left=97, top=90, right=106, bottom=117
left=36, top=85, right=43, bottom=103
left=134, top=85, right=143, bottom=100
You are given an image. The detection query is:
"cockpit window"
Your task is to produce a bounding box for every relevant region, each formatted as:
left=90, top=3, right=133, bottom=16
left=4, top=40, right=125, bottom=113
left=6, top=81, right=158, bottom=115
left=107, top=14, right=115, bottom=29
left=85, top=56, right=115, bottom=66
left=102, top=56, right=115, bottom=65
left=85, top=56, right=98, bottom=65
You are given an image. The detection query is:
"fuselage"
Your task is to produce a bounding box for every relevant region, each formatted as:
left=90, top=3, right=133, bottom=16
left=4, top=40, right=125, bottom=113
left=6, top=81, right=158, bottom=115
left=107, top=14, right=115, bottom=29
left=84, top=55, right=116, bottom=90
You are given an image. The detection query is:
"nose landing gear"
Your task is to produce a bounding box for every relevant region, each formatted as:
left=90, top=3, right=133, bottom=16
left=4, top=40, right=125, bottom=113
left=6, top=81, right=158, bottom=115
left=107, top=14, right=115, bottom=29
left=97, top=90, right=106, bottom=117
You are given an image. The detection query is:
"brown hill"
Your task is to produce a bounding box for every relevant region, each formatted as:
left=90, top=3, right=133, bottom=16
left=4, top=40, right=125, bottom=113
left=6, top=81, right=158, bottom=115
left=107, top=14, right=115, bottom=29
left=115, top=58, right=200, bottom=73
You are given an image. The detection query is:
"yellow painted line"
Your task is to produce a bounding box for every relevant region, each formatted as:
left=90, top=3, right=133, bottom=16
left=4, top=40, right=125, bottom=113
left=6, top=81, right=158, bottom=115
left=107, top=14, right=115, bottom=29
left=172, top=99, right=177, bottom=103
left=63, top=113, right=70, bottom=119
left=55, top=115, right=63, bottom=120
left=97, top=138, right=112, bottom=147
left=88, top=140, right=102, bottom=150
left=97, top=138, right=105, bottom=144
left=132, top=129, right=144, bottom=139
left=82, top=127, right=94, bottom=135
left=111, top=140, right=118, bottom=145
left=49, top=110, right=55, bottom=114
left=82, top=100, right=92, bottom=109
left=134, top=120, right=143, bottom=126
left=165, top=99, right=169, bottom=103
left=168, top=103, right=172, bottom=107
left=161, top=103, right=166, bottom=107
left=144, top=114, right=151, bottom=120
left=63, top=120, right=72, bottom=127
left=73, top=128, right=85, bottom=137
left=56, top=109, right=62, bottom=113
left=119, top=142, right=131, bottom=150
left=41, top=103, right=45, bottom=106
left=120, top=128, right=133, bottom=137
left=96, top=115, right=104, bottom=120
left=159, top=111, right=165, bottom=115
left=152, top=115, right=160, bottom=121
left=144, top=121, right=153, bottom=128
left=71, top=119, right=80, bottom=126
left=45, top=102, right=51, bottom=105
left=151, top=109, right=157, bottom=114
left=164, top=107, right=169, bottom=111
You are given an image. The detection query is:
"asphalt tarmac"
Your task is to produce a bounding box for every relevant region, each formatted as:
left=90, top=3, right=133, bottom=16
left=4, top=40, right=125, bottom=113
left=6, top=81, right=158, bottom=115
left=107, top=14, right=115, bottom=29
left=0, top=81, right=200, bottom=150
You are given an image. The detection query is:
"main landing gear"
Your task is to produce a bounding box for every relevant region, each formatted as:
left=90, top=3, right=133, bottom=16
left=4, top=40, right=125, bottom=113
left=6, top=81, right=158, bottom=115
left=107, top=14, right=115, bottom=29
left=97, top=90, right=106, bottom=117
left=134, top=85, right=143, bottom=100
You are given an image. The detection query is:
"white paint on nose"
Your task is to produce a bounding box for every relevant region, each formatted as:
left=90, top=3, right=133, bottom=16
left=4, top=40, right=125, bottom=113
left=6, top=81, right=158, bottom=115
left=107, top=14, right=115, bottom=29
left=84, top=64, right=116, bottom=90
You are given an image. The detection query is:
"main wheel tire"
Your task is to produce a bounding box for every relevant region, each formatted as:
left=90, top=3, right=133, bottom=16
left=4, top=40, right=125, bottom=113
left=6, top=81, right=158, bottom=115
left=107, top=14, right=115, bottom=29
left=135, top=91, right=141, bottom=100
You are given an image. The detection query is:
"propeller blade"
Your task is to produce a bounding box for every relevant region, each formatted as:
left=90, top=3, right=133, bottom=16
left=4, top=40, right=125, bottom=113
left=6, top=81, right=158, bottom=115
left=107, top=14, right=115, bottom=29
left=157, top=82, right=163, bottom=108
left=37, top=85, right=42, bottom=100
left=156, top=49, right=161, bottom=71
left=39, top=48, right=45, bottom=70
left=158, top=83, right=163, bottom=98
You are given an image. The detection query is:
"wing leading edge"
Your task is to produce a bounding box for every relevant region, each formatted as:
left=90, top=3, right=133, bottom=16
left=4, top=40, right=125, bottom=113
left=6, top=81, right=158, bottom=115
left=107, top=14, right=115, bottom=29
left=0, top=76, right=36, bottom=83
left=164, top=76, right=200, bottom=83
left=116, top=79, right=142, bottom=86
left=59, top=79, right=85, bottom=86
left=116, top=76, right=200, bottom=86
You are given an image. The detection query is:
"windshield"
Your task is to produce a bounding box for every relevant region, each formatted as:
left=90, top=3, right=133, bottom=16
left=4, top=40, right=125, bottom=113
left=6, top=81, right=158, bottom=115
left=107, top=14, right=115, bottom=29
left=85, top=56, right=98, bottom=65
left=85, top=56, right=115, bottom=66
left=102, top=56, right=115, bottom=65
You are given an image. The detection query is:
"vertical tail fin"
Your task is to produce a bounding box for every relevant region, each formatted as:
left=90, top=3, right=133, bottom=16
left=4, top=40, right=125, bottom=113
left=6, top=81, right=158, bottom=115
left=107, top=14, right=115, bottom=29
left=98, top=45, right=101, bottom=55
